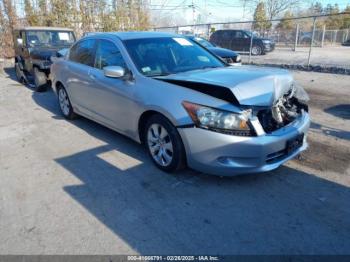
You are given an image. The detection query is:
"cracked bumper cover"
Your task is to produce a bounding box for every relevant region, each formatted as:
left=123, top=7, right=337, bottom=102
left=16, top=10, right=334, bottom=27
left=178, top=112, right=310, bottom=176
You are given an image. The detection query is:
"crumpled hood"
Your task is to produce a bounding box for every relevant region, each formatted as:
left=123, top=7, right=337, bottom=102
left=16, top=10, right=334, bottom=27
left=158, top=66, right=294, bottom=107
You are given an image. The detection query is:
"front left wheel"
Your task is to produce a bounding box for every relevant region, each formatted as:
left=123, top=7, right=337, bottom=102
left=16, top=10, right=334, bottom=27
left=144, top=114, right=186, bottom=173
left=15, top=62, right=24, bottom=83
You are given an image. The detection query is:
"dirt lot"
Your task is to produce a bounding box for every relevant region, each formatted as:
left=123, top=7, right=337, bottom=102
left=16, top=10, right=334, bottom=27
left=0, top=67, right=349, bottom=255
left=241, top=46, right=350, bottom=69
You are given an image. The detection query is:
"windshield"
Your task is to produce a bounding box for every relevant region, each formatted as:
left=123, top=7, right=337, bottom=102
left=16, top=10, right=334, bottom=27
left=193, top=37, right=214, bottom=48
left=123, top=37, right=224, bottom=77
left=26, top=31, right=75, bottom=47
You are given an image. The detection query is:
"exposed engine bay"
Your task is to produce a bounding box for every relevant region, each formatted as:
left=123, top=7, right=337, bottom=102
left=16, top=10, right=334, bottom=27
left=257, top=84, right=309, bottom=133
left=155, top=74, right=309, bottom=134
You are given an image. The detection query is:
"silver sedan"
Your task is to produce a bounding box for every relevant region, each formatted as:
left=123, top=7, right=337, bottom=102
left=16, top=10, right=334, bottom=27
left=51, top=32, right=310, bottom=176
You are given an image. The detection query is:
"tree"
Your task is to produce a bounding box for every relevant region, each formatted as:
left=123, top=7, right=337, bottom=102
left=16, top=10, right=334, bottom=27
left=342, top=5, right=350, bottom=29
left=0, top=5, right=7, bottom=59
left=309, top=2, right=323, bottom=15
left=36, top=0, right=52, bottom=26
left=324, top=4, right=343, bottom=29
left=0, top=0, right=152, bottom=58
left=276, top=10, right=294, bottom=30
left=253, top=2, right=271, bottom=31
left=2, top=0, right=17, bottom=57
left=49, top=0, right=73, bottom=27
left=24, top=0, right=39, bottom=26
left=2, top=0, right=17, bottom=31
left=244, top=0, right=301, bottom=20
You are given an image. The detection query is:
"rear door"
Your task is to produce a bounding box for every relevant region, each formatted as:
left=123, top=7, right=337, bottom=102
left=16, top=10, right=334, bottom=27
left=221, top=31, right=233, bottom=50
left=65, top=38, right=97, bottom=115
left=231, top=30, right=246, bottom=51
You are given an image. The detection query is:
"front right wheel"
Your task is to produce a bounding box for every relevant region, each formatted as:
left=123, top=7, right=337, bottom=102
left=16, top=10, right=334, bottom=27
left=144, top=114, right=186, bottom=172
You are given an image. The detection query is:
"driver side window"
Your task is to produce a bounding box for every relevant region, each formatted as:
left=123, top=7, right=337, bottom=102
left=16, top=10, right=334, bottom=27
left=94, top=40, right=125, bottom=70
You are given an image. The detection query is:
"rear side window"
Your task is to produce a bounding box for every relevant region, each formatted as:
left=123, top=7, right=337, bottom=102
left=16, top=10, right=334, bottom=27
left=94, top=40, right=125, bottom=69
left=234, top=31, right=245, bottom=38
left=69, top=39, right=96, bottom=66
left=221, top=31, right=232, bottom=40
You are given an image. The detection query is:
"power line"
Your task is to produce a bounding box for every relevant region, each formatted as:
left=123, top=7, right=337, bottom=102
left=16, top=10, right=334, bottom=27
left=154, top=11, right=350, bottom=29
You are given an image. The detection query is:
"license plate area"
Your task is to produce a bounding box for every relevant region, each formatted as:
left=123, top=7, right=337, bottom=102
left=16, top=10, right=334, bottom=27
left=286, top=133, right=304, bottom=154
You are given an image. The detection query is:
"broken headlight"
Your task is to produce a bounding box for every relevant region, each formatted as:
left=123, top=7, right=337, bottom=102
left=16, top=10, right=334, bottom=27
left=182, top=101, right=254, bottom=136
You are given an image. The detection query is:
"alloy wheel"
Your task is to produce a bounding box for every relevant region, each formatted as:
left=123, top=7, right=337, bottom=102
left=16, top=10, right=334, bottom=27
left=147, top=123, right=174, bottom=167
left=251, top=46, right=261, bottom=55
left=58, top=88, right=70, bottom=116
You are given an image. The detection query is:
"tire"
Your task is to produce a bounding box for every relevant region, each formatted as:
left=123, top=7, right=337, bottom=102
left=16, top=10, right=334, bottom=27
left=15, top=62, right=24, bottom=83
left=251, top=45, right=263, bottom=56
left=144, top=114, right=186, bottom=172
left=57, top=85, right=77, bottom=120
left=33, top=67, right=47, bottom=92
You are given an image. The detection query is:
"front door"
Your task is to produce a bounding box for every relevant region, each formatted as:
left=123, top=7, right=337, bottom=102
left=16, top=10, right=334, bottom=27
left=85, top=39, right=136, bottom=133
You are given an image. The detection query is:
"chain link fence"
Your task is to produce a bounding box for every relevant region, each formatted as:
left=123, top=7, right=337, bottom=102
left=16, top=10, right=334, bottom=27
left=1, top=12, right=350, bottom=73
left=154, top=13, right=350, bottom=71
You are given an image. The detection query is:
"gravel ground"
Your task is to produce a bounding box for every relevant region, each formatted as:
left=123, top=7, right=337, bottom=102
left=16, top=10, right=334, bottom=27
left=241, top=46, right=350, bottom=69
left=0, top=67, right=349, bottom=255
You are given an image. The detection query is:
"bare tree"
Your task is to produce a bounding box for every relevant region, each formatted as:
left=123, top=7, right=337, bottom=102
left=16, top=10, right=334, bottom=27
left=2, top=0, right=17, bottom=31
left=0, top=5, right=7, bottom=59
left=244, top=0, right=302, bottom=20
left=2, top=0, right=18, bottom=57
left=24, top=0, right=39, bottom=26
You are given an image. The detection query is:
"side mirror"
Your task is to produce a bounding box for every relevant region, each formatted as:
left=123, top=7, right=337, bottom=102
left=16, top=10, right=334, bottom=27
left=17, top=38, right=23, bottom=46
left=103, top=66, right=125, bottom=78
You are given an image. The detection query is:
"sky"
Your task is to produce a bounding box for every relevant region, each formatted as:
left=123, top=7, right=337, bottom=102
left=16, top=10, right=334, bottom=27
left=149, top=0, right=350, bottom=25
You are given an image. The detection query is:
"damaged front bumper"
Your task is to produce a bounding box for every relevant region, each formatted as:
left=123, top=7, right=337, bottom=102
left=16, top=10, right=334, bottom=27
left=178, top=112, right=310, bottom=176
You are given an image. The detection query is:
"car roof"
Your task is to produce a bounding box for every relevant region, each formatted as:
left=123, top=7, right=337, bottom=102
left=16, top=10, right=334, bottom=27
left=82, top=31, right=181, bottom=41
left=15, top=26, right=74, bottom=31
left=215, top=29, right=243, bottom=32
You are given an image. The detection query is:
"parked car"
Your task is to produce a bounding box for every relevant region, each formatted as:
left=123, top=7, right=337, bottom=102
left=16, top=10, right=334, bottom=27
left=186, top=35, right=241, bottom=64
left=210, top=29, right=275, bottom=55
left=13, top=26, right=76, bottom=91
left=342, top=39, right=350, bottom=46
left=51, top=32, right=310, bottom=176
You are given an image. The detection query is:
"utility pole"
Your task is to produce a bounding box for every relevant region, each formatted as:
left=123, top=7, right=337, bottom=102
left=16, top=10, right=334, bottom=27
left=242, top=0, right=247, bottom=20
left=191, top=0, right=195, bottom=25
left=307, top=17, right=317, bottom=67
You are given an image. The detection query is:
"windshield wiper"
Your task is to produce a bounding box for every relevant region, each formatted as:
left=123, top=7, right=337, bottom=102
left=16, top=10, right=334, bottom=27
left=200, top=66, right=220, bottom=69
left=148, top=73, right=172, bottom=77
